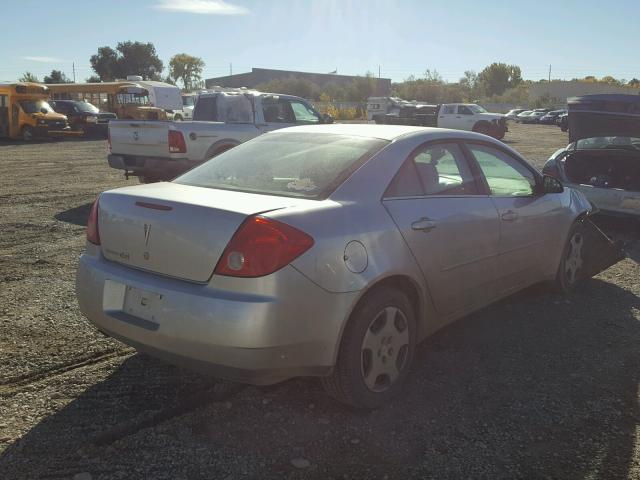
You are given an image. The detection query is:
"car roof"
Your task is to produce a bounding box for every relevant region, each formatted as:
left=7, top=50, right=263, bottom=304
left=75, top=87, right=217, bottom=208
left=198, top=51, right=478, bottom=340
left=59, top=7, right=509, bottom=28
left=271, top=124, right=435, bottom=141
left=269, top=124, right=513, bottom=146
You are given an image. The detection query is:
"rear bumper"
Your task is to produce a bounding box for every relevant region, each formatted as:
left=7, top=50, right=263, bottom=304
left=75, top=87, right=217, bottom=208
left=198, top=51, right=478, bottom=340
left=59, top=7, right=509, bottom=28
left=108, top=154, right=198, bottom=180
left=76, top=251, right=357, bottom=384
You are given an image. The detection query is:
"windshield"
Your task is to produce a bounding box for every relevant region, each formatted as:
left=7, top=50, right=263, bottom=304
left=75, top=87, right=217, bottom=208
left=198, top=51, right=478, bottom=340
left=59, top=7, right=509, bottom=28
left=115, top=93, right=149, bottom=105
left=175, top=133, right=388, bottom=199
left=19, top=100, right=54, bottom=114
left=468, top=104, right=487, bottom=113
left=182, top=95, right=195, bottom=106
left=576, top=137, right=640, bottom=150
left=76, top=102, right=99, bottom=113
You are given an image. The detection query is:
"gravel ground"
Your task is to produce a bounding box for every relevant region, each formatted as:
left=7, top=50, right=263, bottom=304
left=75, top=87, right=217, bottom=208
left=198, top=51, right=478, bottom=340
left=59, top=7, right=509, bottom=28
left=0, top=123, right=638, bottom=479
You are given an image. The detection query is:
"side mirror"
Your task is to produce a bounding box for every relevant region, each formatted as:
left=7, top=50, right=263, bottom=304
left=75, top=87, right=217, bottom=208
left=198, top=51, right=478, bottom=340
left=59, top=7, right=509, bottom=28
left=541, top=174, right=564, bottom=194
left=321, top=113, right=334, bottom=124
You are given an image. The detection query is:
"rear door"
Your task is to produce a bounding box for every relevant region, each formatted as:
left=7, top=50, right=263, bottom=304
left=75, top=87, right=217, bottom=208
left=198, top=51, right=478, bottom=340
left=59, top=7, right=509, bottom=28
left=383, top=141, right=501, bottom=319
left=464, top=142, right=565, bottom=290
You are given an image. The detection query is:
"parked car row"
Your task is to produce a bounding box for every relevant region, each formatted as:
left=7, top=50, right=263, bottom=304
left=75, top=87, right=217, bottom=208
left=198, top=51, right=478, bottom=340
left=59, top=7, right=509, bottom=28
left=506, top=108, right=567, bottom=125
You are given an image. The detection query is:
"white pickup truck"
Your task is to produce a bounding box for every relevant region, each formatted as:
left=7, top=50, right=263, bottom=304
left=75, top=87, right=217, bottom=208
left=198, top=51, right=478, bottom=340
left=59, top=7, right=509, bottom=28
left=107, top=90, right=332, bottom=182
left=369, top=98, right=508, bottom=139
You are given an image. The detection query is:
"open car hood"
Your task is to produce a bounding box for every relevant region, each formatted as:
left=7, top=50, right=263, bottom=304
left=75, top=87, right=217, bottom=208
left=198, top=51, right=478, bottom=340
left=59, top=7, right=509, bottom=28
left=568, top=94, right=640, bottom=143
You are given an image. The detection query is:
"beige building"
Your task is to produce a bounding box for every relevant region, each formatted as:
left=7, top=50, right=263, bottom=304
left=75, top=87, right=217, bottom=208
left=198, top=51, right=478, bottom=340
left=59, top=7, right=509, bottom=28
left=530, top=80, right=640, bottom=103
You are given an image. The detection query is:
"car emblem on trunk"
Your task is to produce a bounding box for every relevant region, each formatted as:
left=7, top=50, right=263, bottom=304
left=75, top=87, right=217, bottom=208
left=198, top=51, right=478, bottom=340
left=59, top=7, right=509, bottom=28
left=144, top=223, right=151, bottom=246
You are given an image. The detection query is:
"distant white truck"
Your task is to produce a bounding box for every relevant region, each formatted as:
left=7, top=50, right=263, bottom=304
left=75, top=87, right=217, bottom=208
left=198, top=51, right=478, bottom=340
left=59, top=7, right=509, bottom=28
left=367, top=97, right=508, bottom=139
left=107, top=89, right=333, bottom=182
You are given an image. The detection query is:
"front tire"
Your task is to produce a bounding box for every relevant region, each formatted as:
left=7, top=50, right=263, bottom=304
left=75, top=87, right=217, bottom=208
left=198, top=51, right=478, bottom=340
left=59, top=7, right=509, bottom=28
left=321, top=287, right=416, bottom=409
left=473, top=122, right=491, bottom=136
left=22, top=126, right=34, bottom=142
left=553, top=221, right=586, bottom=293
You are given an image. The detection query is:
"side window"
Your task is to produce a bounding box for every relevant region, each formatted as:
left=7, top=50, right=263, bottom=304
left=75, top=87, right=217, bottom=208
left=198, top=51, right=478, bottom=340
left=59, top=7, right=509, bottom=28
left=290, top=101, right=320, bottom=124
left=442, top=105, right=456, bottom=114
left=468, top=144, right=536, bottom=196
left=262, top=99, right=295, bottom=123
left=458, top=105, right=473, bottom=115
left=385, top=143, right=478, bottom=197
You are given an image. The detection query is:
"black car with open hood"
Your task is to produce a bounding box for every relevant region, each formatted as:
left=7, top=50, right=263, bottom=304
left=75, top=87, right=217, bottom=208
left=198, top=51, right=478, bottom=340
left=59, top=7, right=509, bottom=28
left=543, top=94, right=640, bottom=218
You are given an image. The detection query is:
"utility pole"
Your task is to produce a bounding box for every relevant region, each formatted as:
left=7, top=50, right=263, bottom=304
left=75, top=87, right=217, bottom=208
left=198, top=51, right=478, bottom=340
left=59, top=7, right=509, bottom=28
left=72, top=62, right=76, bottom=82
left=548, top=64, right=551, bottom=83
left=229, top=63, right=232, bottom=76
left=378, top=65, right=381, bottom=78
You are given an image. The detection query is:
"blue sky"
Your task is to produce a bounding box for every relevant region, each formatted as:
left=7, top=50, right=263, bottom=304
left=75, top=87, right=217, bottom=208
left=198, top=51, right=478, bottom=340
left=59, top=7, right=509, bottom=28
left=2, top=0, right=638, bottom=84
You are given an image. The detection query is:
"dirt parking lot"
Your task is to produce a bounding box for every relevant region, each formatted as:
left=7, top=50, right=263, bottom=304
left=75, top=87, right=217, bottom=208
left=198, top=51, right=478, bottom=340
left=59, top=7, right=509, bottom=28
left=0, top=123, right=639, bottom=479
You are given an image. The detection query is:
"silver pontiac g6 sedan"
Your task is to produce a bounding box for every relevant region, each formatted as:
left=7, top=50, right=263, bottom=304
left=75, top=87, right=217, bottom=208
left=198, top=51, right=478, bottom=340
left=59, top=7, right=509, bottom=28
left=77, top=124, right=597, bottom=408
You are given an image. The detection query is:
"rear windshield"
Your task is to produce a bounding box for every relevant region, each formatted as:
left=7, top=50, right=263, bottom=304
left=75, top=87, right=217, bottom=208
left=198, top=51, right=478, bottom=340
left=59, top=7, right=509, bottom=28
left=175, top=132, right=388, bottom=199
left=576, top=137, right=640, bottom=150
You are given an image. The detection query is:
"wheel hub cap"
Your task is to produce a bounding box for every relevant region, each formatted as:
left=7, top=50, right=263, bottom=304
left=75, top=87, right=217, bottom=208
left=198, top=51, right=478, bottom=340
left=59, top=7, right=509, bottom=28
left=361, top=306, right=410, bottom=392
left=565, top=232, right=584, bottom=284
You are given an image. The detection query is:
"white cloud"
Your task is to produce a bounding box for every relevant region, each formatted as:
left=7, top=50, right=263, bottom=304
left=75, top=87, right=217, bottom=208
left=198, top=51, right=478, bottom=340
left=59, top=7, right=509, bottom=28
left=24, top=56, right=62, bottom=63
left=155, top=0, right=248, bottom=15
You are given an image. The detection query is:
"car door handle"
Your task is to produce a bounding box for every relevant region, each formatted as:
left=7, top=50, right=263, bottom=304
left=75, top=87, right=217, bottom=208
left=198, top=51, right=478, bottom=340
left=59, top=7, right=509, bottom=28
left=501, top=210, right=518, bottom=222
left=411, top=218, right=437, bottom=232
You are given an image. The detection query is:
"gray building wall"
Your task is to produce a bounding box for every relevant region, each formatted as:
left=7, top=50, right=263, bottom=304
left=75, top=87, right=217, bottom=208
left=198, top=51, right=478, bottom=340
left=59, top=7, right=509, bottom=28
left=206, top=68, right=391, bottom=96
left=530, top=80, right=640, bottom=102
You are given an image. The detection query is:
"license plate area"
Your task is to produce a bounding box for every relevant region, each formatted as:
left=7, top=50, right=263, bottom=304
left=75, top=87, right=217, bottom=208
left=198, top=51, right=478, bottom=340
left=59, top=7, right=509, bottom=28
left=123, top=285, right=163, bottom=323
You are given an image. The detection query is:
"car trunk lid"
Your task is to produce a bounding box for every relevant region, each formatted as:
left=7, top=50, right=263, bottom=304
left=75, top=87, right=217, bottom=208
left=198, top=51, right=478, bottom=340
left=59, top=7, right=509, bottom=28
left=97, top=182, right=310, bottom=282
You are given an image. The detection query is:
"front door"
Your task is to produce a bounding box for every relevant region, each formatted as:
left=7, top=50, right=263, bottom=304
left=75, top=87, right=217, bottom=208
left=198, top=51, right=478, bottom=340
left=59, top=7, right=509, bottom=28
left=465, top=142, right=565, bottom=291
left=0, top=95, right=8, bottom=137
left=383, top=141, right=501, bottom=320
left=437, top=104, right=459, bottom=129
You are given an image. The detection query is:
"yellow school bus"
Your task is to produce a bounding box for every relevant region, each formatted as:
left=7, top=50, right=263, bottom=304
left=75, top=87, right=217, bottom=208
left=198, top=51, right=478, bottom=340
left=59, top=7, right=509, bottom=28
left=46, top=82, right=167, bottom=120
left=0, top=83, right=70, bottom=141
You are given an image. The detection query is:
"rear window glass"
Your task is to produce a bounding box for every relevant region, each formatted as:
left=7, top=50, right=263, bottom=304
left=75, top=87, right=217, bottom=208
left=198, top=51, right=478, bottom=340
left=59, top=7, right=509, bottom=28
left=175, top=133, right=388, bottom=199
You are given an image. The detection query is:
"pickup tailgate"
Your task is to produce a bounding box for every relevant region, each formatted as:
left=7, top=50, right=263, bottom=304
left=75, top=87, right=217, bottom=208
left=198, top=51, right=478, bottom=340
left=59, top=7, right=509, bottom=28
left=109, top=120, right=171, bottom=158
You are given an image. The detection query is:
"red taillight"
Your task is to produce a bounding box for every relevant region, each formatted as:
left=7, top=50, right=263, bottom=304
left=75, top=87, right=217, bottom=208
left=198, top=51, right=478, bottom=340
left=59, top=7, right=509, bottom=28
left=214, top=216, right=314, bottom=278
left=86, top=197, right=101, bottom=245
left=168, top=130, right=186, bottom=153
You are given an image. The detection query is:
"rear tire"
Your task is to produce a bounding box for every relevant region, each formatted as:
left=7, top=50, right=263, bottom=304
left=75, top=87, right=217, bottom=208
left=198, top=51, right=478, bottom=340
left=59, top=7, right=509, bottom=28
left=321, top=287, right=416, bottom=409
left=553, top=221, right=586, bottom=293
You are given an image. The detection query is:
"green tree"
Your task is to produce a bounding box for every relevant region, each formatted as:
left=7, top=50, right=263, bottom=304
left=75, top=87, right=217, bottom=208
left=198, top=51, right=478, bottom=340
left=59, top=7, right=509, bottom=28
left=90, top=42, right=164, bottom=81
left=90, top=46, right=119, bottom=81
left=43, top=70, right=71, bottom=84
left=169, top=53, right=205, bottom=91
left=600, top=75, right=621, bottom=86
left=85, top=75, right=102, bottom=83
left=18, top=72, right=39, bottom=82
left=628, top=78, right=640, bottom=88
left=477, top=63, right=522, bottom=97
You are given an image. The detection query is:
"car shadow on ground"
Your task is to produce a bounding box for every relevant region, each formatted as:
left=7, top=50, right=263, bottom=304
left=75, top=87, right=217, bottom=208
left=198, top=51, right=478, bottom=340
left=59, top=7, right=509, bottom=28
left=55, top=202, right=93, bottom=226
left=1, top=279, right=638, bottom=479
